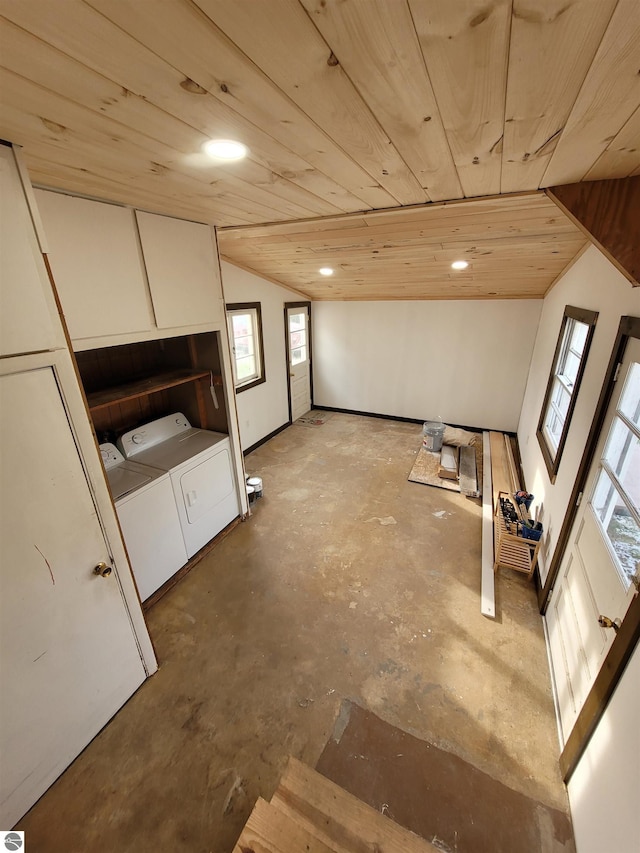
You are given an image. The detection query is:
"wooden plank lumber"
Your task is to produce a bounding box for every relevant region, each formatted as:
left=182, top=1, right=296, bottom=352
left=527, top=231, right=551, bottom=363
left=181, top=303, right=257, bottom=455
left=504, top=433, right=521, bottom=494
left=481, top=432, right=496, bottom=619
left=489, top=431, right=511, bottom=513
left=270, top=757, right=439, bottom=853
left=459, top=444, right=479, bottom=497
left=232, top=796, right=334, bottom=853
left=438, top=444, right=459, bottom=480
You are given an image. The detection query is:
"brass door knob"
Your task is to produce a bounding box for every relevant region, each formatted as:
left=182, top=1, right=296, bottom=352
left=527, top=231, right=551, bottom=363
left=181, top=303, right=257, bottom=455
left=94, top=562, right=112, bottom=578
left=598, top=614, right=621, bottom=633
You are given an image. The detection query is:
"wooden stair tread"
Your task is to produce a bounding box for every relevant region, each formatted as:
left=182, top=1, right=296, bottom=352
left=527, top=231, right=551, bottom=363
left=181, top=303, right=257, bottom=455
left=232, top=796, right=335, bottom=853
left=269, top=757, right=439, bottom=853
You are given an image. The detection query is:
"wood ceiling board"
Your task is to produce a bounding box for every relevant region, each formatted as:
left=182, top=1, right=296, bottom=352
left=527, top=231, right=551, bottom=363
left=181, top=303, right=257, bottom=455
left=298, top=0, right=462, bottom=201
left=193, top=0, right=428, bottom=205
left=28, top=163, right=252, bottom=227
left=409, top=0, right=511, bottom=197
left=84, top=0, right=386, bottom=212
left=541, top=0, right=640, bottom=187
left=501, top=0, right=618, bottom=193
left=218, top=191, right=585, bottom=300
left=0, top=1, right=382, bottom=217
left=0, top=52, right=355, bottom=225
left=584, top=106, right=640, bottom=181
left=0, top=110, right=261, bottom=227
left=0, top=73, right=312, bottom=225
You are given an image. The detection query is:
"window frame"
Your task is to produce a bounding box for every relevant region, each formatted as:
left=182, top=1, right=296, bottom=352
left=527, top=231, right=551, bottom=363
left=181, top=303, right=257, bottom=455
left=226, top=302, right=266, bottom=393
left=537, top=305, right=598, bottom=482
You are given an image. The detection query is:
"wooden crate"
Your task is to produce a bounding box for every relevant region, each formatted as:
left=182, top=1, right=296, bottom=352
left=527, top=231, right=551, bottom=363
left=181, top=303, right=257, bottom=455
left=493, top=493, right=540, bottom=579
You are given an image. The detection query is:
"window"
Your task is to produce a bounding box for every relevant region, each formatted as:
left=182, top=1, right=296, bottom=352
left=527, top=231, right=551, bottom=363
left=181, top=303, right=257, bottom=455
left=591, top=361, right=640, bottom=589
left=226, top=303, right=265, bottom=392
left=537, top=305, right=598, bottom=480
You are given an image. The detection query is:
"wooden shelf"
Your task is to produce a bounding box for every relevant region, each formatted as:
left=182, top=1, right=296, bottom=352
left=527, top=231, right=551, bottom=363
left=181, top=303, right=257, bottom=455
left=86, top=369, right=210, bottom=412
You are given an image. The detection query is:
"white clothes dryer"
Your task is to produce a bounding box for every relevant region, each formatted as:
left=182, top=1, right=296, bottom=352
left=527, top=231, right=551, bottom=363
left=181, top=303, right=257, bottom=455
left=118, top=414, right=240, bottom=559
left=100, top=443, right=188, bottom=602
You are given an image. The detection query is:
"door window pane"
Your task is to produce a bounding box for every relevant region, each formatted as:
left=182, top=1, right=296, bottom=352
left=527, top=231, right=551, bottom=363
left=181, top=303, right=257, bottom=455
left=289, top=312, right=306, bottom=332
left=593, top=469, right=640, bottom=587
left=291, top=346, right=306, bottom=365
left=619, top=362, right=640, bottom=429
left=591, top=360, right=640, bottom=589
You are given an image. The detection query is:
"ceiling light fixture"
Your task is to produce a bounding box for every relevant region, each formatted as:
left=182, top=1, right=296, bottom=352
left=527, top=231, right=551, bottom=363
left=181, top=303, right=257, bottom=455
left=319, top=267, right=334, bottom=276
left=451, top=260, right=469, bottom=270
left=203, top=139, right=248, bottom=161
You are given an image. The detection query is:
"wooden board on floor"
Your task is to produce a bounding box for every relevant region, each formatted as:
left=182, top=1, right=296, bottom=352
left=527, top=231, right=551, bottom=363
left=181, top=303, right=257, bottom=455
left=489, top=431, right=511, bottom=513
left=232, top=796, right=334, bottom=853
left=459, top=444, right=479, bottom=497
left=482, top=432, right=496, bottom=619
left=271, top=757, right=438, bottom=853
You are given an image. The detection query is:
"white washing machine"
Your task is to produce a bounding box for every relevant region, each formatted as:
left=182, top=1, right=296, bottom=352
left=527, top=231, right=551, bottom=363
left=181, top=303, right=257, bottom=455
left=118, top=414, right=240, bottom=559
left=100, top=443, right=188, bottom=602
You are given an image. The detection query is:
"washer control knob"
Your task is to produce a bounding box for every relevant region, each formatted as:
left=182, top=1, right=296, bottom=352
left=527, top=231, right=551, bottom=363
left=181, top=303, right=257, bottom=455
left=131, top=434, right=144, bottom=445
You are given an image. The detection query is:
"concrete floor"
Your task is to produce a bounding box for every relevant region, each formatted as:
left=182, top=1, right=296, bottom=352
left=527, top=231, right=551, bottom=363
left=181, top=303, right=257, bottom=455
left=19, top=413, right=569, bottom=852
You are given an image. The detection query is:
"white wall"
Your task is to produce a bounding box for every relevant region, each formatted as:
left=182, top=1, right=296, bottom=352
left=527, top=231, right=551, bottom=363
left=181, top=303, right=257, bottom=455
left=221, top=261, right=302, bottom=451
left=567, top=643, right=639, bottom=853
left=517, top=246, right=640, bottom=582
left=312, top=300, right=542, bottom=431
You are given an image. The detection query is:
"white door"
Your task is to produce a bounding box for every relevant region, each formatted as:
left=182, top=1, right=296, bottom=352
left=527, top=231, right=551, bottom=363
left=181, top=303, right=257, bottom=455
left=287, top=305, right=311, bottom=421
left=546, top=338, right=640, bottom=741
left=0, top=364, right=147, bottom=826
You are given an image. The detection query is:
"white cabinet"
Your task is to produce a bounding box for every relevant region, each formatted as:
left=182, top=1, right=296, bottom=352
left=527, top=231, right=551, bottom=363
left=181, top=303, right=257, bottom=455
left=34, top=191, right=225, bottom=347
left=136, top=210, right=224, bottom=329
left=0, top=146, right=62, bottom=356
left=34, top=189, right=153, bottom=341
left=0, top=144, right=156, bottom=827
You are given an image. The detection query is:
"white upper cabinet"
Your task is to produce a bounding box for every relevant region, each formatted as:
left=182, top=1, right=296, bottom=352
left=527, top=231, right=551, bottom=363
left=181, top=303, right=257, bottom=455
left=135, top=211, right=223, bottom=329
left=0, top=146, right=62, bottom=356
left=35, top=189, right=153, bottom=342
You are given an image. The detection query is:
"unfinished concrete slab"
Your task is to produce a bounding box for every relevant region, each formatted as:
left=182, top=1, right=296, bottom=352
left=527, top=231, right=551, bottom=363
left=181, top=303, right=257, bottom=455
left=18, top=413, right=569, bottom=852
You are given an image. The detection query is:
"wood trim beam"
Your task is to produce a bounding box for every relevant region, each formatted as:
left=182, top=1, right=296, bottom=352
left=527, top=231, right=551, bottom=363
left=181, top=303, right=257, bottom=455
left=546, top=177, right=640, bottom=286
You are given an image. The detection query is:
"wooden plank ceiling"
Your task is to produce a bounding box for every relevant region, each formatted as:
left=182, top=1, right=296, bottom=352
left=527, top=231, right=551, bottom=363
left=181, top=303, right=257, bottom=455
left=0, top=0, right=637, bottom=299
left=218, top=193, right=587, bottom=300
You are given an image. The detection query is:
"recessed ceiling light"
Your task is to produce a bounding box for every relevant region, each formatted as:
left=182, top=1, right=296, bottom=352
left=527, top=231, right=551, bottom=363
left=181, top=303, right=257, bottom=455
left=319, top=267, right=334, bottom=276
left=451, top=260, right=469, bottom=270
left=203, top=139, right=248, bottom=161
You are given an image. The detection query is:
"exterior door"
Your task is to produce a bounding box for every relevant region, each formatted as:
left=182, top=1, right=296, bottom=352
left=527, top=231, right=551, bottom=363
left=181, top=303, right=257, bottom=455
left=546, top=338, right=640, bottom=741
left=287, top=304, right=311, bottom=421
left=0, top=361, right=147, bottom=827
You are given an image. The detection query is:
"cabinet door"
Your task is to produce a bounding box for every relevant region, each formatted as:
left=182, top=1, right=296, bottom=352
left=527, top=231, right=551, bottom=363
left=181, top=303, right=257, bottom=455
left=0, top=146, right=62, bottom=356
left=0, top=362, right=147, bottom=827
left=35, top=190, right=153, bottom=341
left=136, top=210, right=224, bottom=329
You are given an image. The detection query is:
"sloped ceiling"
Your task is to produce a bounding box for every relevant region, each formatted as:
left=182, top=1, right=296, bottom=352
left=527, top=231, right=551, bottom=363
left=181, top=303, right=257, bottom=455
left=0, top=0, right=638, bottom=298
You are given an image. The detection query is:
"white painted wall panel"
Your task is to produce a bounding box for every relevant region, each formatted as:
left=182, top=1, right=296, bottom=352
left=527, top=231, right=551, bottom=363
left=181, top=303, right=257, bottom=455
left=567, top=643, right=639, bottom=853
left=517, top=246, right=640, bottom=583
left=312, top=300, right=541, bottom=431
left=221, top=262, right=303, bottom=451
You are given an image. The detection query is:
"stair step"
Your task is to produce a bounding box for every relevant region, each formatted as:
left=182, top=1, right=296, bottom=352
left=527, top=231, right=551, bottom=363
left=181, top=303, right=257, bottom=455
left=232, top=796, right=335, bottom=853
left=269, top=757, right=438, bottom=852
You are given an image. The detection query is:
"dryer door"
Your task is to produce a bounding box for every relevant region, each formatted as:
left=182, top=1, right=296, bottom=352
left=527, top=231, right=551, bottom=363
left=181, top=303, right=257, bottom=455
left=174, top=443, right=239, bottom=557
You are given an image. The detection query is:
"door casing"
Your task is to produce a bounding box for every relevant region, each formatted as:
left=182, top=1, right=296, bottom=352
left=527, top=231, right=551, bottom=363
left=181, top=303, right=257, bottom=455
left=539, top=315, right=640, bottom=781
left=284, top=301, right=313, bottom=422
